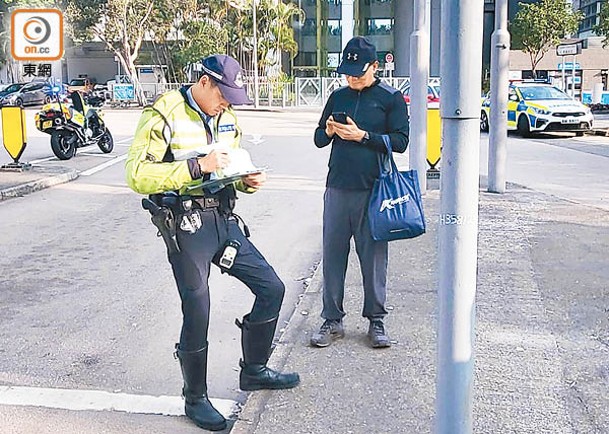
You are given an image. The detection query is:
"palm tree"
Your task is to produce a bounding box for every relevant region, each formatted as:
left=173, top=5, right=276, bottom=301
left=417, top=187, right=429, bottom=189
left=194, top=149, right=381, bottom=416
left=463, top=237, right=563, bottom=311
left=230, top=0, right=303, bottom=77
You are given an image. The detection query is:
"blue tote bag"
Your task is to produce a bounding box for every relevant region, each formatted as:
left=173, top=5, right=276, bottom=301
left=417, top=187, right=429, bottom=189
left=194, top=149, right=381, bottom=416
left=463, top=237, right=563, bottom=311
left=368, top=135, right=426, bottom=241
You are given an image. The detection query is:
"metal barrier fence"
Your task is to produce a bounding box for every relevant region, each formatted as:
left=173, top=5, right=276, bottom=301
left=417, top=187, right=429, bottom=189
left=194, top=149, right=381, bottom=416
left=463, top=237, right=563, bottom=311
left=295, top=77, right=441, bottom=107
left=110, top=77, right=440, bottom=108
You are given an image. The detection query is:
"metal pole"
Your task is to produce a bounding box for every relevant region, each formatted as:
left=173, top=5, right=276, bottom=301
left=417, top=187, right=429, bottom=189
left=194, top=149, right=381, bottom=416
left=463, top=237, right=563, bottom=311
left=488, top=0, right=510, bottom=194
left=409, top=0, right=430, bottom=192
left=571, top=55, right=576, bottom=99
left=341, top=0, right=354, bottom=48
left=436, top=1, right=483, bottom=433
left=253, top=0, right=260, bottom=108
left=395, top=0, right=414, bottom=76
left=561, top=56, right=566, bottom=92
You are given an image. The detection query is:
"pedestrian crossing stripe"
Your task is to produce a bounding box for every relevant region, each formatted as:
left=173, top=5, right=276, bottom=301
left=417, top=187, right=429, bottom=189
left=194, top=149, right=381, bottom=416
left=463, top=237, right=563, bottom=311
left=0, top=386, right=238, bottom=419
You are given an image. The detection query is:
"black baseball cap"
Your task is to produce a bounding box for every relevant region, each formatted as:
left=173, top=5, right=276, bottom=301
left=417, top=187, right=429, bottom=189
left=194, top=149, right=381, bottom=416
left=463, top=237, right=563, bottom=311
left=200, top=55, right=253, bottom=105
left=336, top=37, right=378, bottom=77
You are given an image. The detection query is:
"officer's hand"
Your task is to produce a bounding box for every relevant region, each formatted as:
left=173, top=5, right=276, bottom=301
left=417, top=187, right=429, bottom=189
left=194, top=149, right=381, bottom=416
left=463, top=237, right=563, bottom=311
left=197, top=150, right=231, bottom=173
left=242, top=172, right=266, bottom=189
left=333, top=116, right=366, bottom=142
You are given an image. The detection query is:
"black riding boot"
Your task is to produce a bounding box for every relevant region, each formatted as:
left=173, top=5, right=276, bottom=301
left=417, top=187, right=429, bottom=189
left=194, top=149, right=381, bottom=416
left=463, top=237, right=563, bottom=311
left=175, top=344, right=227, bottom=431
left=236, top=315, right=300, bottom=391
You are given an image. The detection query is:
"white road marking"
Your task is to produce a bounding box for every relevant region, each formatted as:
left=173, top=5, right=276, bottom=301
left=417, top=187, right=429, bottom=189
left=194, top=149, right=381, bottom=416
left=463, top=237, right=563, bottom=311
left=78, top=152, right=117, bottom=158
left=29, top=156, right=55, bottom=164
left=0, top=385, right=238, bottom=418
left=80, top=154, right=128, bottom=176
left=248, top=134, right=265, bottom=145
left=27, top=137, right=132, bottom=164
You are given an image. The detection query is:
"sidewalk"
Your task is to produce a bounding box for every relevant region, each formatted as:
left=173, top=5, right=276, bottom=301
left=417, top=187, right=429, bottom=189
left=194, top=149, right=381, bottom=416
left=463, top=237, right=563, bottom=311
left=0, top=164, right=78, bottom=201
left=232, top=182, right=609, bottom=433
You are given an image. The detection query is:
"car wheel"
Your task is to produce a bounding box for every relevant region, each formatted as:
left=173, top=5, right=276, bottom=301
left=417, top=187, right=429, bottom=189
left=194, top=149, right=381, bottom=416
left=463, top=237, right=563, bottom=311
left=44, top=95, right=52, bottom=104
left=15, top=98, right=23, bottom=107
left=517, top=115, right=531, bottom=138
left=575, top=131, right=585, bottom=137
left=480, top=111, right=489, bottom=132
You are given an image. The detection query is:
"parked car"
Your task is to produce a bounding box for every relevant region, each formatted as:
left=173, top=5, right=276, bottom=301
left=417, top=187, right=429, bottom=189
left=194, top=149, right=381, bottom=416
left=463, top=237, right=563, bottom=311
left=402, top=84, right=440, bottom=104
left=0, top=81, right=53, bottom=107
left=480, top=81, right=594, bottom=137
left=0, top=83, right=26, bottom=101
left=67, top=78, right=96, bottom=94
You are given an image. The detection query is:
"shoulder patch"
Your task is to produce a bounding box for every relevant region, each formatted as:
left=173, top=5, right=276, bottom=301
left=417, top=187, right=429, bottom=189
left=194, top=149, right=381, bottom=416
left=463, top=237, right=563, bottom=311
left=218, top=124, right=236, bottom=133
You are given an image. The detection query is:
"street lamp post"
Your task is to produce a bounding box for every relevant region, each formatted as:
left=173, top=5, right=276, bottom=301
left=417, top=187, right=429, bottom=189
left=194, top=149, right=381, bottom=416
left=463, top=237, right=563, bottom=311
left=436, top=1, right=484, bottom=432
left=488, top=0, right=510, bottom=194
left=253, top=0, right=260, bottom=107
left=409, top=0, right=431, bottom=192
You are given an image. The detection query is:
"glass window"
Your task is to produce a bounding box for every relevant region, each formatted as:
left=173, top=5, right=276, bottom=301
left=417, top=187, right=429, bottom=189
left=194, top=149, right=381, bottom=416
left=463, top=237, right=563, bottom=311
left=293, top=52, right=317, bottom=67
left=518, top=86, right=570, bottom=100
left=327, top=19, right=341, bottom=36
left=366, top=18, right=393, bottom=35
left=302, top=18, right=316, bottom=36
left=4, top=84, right=24, bottom=93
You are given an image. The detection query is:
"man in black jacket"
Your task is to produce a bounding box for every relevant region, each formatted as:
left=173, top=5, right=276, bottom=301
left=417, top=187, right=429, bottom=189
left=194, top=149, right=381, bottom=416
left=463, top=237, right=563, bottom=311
left=311, top=36, right=409, bottom=349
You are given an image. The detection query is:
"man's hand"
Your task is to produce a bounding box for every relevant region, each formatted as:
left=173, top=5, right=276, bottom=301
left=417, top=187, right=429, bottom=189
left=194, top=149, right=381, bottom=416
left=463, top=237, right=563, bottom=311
left=332, top=116, right=366, bottom=142
left=197, top=149, right=230, bottom=173
left=325, top=115, right=337, bottom=138
left=242, top=172, right=267, bottom=189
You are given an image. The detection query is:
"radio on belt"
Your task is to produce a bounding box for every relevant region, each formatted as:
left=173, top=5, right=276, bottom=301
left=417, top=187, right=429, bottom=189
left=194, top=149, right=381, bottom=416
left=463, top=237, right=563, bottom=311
left=219, top=239, right=241, bottom=269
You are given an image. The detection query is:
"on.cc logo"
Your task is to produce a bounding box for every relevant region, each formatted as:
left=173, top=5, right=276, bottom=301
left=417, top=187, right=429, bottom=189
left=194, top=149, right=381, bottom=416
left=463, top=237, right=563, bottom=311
left=23, top=16, right=51, bottom=45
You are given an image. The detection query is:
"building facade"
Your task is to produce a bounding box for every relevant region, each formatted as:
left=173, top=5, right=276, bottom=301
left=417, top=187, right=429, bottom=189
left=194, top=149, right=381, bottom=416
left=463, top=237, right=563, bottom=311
left=291, top=0, right=442, bottom=77
left=289, top=0, right=537, bottom=78
left=574, top=0, right=606, bottom=38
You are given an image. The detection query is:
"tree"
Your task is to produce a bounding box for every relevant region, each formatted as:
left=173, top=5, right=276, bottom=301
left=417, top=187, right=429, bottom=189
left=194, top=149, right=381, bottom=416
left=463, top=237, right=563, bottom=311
left=64, top=0, right=176, bottom=105
left=153, top=1, right=229, bottom=82
left=511, top=0, right=582, bottom=76
left=593, top=0, right=609, bottom=47
left=231, top=0, right=304, bottom=77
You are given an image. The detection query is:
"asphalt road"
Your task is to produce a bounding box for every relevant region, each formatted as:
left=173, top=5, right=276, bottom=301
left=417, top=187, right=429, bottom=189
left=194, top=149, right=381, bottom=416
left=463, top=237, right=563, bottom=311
left=0, top=108, right=328, bottom=432
left=0, top=107, right=607, bottom=432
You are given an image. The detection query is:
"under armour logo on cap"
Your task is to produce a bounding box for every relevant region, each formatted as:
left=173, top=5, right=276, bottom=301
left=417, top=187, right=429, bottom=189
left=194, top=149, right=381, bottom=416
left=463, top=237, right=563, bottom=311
left=346, top=52, right=358, bottom=61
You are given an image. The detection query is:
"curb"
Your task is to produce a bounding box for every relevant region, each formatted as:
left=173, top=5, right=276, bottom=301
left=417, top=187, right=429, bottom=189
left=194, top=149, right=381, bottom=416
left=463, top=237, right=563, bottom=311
left=588, top=129, right=609, bottom=136
left=230, top=262, right=323, bottom=433
left=0, top=168, right=79, bottom=201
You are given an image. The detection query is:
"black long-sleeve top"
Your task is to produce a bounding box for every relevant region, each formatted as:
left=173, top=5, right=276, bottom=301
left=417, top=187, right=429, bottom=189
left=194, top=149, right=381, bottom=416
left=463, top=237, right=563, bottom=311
left=314, top=79, right=409, bottom=190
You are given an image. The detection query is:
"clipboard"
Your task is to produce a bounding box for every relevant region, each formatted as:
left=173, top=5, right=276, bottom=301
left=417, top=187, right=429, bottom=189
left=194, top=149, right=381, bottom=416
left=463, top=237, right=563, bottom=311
left=186, top=168, right=267, bottom=192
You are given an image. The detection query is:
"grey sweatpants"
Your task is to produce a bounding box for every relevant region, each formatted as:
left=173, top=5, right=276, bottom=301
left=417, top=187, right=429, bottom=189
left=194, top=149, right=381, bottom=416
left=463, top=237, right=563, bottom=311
left=322, top=187, right=389, bottom=320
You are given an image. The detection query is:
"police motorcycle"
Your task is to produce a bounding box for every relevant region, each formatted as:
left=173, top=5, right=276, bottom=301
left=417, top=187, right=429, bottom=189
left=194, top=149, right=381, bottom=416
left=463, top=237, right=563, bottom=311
left=34, top=87, right=114, bottom=160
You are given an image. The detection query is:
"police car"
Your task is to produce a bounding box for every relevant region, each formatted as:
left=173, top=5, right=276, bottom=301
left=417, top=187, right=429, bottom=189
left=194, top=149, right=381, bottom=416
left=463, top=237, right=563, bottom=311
left=480, top=81, right=594, bottom=137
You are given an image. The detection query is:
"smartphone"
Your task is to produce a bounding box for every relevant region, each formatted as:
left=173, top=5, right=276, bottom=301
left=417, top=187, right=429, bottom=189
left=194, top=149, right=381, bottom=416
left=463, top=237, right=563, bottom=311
left=331, top=112, right=348, bottom=124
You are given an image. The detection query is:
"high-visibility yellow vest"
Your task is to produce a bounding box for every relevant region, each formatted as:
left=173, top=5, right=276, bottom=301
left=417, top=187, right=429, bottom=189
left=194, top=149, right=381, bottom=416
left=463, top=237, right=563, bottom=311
left=125, top=89, right=255, bottom=196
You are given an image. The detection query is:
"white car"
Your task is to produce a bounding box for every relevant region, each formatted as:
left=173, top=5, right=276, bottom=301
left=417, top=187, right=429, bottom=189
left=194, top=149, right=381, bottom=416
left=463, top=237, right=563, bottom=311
left=481, top=82, right=594, bottom=137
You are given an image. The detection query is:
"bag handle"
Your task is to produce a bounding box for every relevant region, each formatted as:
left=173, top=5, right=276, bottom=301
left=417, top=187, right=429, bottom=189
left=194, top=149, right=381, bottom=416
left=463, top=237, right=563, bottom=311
left=377, top=135, right=398, bottom=176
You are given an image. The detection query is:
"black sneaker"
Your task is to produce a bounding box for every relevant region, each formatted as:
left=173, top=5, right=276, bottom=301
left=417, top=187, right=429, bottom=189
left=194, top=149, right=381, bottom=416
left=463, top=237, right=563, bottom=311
left=310, top=319, right=345, bottom=347
left=368, top=320, right=391, bottom=348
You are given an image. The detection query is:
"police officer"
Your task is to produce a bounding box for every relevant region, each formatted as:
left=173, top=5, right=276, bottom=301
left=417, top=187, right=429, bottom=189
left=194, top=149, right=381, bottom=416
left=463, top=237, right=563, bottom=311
left=125, top=55, right=300, bottom=431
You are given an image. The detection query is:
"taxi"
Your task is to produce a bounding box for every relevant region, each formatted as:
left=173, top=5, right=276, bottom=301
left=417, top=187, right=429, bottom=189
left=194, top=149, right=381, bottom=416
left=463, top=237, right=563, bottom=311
left=480, top=81, right=594, bottom=137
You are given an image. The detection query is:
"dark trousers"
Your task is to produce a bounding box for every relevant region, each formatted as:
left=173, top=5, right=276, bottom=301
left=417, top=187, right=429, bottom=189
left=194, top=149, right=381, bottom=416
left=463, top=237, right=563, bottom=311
left=322, top=188, right=388, bottom=321
left=168, top=209, right=285, bottom=351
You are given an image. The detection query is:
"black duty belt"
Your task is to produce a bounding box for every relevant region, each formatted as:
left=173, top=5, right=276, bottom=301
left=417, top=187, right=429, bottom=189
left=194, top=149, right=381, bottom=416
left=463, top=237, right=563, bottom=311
left=191, top=196, right=220, bottom=209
